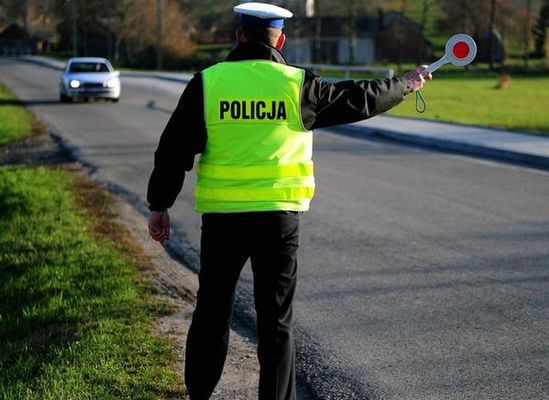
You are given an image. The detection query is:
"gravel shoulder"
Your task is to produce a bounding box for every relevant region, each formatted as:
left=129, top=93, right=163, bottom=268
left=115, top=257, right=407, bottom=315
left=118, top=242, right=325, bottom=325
left=113, top=182, right=260, bottom=400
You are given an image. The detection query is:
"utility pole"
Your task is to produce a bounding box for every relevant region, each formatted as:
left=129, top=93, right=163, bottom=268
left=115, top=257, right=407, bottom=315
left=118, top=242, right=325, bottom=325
left=488, top=0, right=496, bottom=70
left=418, top=0, right=429, bottom=64
left=304, top=0, right=315, bottom=64
left=69, top=0, right=78, bottom=57
left=396, top=0, right=407, bottom=71
left=461, top=0, right=468, bottom=32
left=156, top=0, right=163, bottom=70
left=314, top=0, right=322, bottom=63
left=419, top=0, right=429, bottom=31
left=347, top=0, right=356, bottom=65
left=523, top=0, right=532, bottom=69
left=20, top=0, right=28, bottom=33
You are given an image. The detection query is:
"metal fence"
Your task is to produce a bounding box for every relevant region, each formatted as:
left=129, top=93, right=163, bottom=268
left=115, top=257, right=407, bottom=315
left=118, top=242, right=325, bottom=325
left=1, top=46, right=32, bottom=57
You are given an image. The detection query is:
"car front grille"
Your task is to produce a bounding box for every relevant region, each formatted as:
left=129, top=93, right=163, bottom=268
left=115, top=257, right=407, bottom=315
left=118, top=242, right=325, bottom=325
left=81, top=82, right=104, bottom=89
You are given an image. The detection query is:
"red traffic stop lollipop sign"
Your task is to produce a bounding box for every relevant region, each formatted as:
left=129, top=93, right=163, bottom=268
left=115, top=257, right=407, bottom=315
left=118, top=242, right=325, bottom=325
left=425, top=34, right=477, bottom=74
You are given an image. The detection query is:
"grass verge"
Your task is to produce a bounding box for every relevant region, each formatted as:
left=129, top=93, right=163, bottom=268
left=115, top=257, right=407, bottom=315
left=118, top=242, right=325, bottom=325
left=0, top=166, right=185, bottom=399
left=0, top=84, right=45, bottom=145
left=388, top=73, right=549, bottom=134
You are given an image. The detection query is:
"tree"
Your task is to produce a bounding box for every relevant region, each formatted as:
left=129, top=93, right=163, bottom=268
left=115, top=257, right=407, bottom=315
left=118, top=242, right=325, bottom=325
left=28, top=0, right=60, bottom=50
left=532, top=0, right=549, bottom=57
left=179, top=0, right=237, bottom=44
left=109, top=0, right=194, bottom=67
left=0, top=0, right=21, bottom=21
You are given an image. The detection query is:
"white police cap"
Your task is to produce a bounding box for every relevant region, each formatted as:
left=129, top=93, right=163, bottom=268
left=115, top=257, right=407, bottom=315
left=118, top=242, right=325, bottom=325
left=234, top=2, right=293, bottom=28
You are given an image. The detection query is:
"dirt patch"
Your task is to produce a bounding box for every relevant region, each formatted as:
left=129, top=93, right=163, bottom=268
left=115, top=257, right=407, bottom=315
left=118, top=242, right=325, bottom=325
left=3, top=132, right=260, bottom=399
left=0, top=133, right=72, bottom=166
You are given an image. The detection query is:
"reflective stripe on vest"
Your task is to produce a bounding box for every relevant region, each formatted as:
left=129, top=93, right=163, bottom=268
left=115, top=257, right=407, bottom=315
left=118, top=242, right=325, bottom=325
left=195, top=60, right=315, bottom=213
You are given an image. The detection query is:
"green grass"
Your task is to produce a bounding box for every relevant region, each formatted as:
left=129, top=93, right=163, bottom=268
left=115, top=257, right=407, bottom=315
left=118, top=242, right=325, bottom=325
left=388, top=73, right=549, bottom=134
left=0, top=166, right=185, bottom=399
left=0, top=84, right=36, bottom=145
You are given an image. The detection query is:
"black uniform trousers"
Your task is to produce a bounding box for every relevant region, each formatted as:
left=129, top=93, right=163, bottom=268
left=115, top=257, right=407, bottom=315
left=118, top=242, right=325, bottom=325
left=185, top=211, right=299, bottom=400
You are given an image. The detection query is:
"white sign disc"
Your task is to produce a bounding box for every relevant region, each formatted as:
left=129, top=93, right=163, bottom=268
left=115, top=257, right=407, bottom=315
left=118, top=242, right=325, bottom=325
left=445, top=34, right=477, bottom=66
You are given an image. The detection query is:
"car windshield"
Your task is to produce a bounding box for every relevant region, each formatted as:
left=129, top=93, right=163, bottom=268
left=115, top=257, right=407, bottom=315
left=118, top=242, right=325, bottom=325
left=69, top=62, right=109, bottom=73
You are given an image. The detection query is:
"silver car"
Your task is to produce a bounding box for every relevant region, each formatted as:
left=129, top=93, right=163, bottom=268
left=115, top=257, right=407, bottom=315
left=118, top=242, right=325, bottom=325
left=59, top=57, right=121, bottom=103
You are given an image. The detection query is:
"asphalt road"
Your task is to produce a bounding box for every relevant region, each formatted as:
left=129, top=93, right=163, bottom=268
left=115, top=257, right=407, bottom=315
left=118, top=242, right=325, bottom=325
left=2, top=58, right=548, bottom=400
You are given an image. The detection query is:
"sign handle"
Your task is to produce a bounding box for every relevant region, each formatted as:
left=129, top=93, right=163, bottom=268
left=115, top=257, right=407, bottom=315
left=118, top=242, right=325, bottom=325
left=424, top=56, right=449, bottom=74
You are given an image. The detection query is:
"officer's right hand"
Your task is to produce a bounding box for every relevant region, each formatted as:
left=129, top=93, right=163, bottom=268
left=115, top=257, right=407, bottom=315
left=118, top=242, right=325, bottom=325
left=149, top=210, right=171, bottom=246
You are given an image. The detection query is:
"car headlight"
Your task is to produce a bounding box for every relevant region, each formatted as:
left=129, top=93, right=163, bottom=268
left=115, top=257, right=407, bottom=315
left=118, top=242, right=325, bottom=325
left=105, top=79, right=118, bottom=88
left=69, top=80, right=80, bottom=88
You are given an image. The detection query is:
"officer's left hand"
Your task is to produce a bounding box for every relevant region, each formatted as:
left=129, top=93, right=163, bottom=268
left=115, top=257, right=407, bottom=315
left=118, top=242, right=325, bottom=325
left=149, top=210, right=171, bottom=246
left=403, top=65, right=432, bottom=93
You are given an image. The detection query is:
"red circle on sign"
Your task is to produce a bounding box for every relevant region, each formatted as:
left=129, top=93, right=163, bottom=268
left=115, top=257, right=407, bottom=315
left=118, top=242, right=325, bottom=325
left=453, top=42, right=470, bottom=59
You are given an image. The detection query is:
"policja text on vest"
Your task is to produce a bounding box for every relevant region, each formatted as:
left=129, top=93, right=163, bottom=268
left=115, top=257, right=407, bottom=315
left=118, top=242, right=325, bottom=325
left=219, top=100, right=287, bottom=120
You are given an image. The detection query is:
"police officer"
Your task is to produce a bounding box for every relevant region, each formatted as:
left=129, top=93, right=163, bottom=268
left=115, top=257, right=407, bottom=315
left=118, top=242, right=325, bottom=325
left=148, top=3, right=430, bottom=399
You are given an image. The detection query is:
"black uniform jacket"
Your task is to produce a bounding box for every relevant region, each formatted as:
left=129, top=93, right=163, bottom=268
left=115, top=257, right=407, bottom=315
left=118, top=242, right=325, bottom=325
left=147, top=41, right=410, bottom=211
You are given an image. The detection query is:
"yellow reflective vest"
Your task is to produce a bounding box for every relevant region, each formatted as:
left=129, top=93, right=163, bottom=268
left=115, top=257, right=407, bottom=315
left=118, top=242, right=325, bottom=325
left=195, top=60, right=315, bottom=213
